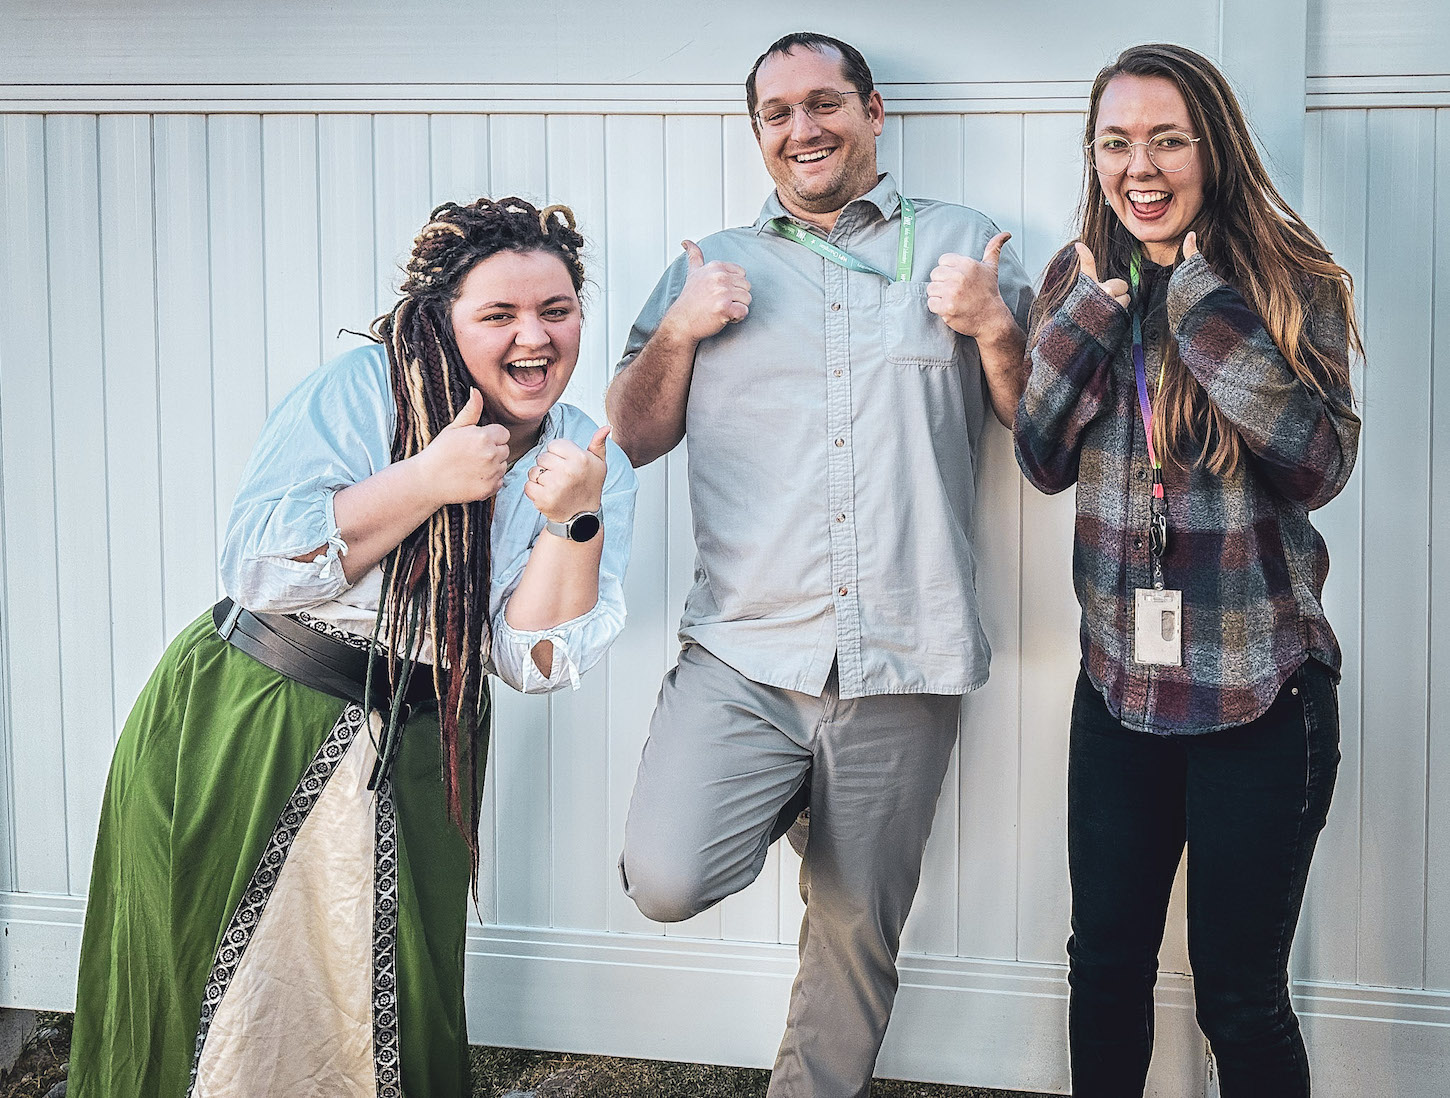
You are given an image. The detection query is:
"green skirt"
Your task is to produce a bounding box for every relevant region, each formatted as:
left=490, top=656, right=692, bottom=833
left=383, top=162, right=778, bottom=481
left=70, top=611, right=481, bottom=1098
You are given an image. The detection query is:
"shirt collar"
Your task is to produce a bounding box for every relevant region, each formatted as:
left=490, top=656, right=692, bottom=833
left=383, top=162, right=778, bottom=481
left=753, top=172, right=902, bottom=233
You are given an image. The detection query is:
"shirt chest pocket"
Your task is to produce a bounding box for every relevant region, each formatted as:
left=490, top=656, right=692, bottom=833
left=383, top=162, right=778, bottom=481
left=881, top=281, right=959, bottom=367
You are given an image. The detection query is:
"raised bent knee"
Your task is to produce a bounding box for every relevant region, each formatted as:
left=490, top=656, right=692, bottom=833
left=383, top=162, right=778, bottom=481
left=618, top=852, right=716, bottom=924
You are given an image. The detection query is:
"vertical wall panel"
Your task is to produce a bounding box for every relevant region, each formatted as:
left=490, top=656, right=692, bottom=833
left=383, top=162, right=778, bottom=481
left=1014, top=112, right=1088, bottom=966
left=1356, top=108, right=1435, bottom=991
left=0, top=114, right=67, bottom=895
left=603, top=113, right=669, bottom=937
left=317, top=116, right=377, bottom=357
left=1425, top=105, right=1450, bottom=992
left=45, top=114, right=113, bottom=893
left=207, top=115, right=267, bottom=541
left=97, top=115, right=165, bottom=725
left=957, top=113, right=1027, bottom=964
left=722, top=119, right=772, bottom=227
left=877, top=115, right=903, bottom=183
left=488, top=115, right=549, bottom=204
left=372, top=116, right=431, bottom=310
left=261, top=115, right=323, bottom=403
left=152, top=116, right=217, bottom=638
left=1296, top=107, right=1367, bottom=985
left=543, top=113, right=613, bottom=932
left=428, top=114, right=490, bottom=213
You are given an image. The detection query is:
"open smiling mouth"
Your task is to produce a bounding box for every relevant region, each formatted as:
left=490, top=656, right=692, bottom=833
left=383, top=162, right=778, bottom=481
left=506, top=358, right=550, bottom=391
left=792, top=147, right=835, bottom=165
left=1127, top=189, right=1171, bottom=220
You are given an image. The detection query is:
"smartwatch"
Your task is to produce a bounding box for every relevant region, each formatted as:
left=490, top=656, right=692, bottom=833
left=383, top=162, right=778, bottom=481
left=544, top=509, right=603, bottom=543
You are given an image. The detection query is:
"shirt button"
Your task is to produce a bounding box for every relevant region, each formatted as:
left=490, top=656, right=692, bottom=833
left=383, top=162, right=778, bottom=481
left=838, top=586, right=849, bottom=596
left=830, top=301, right=841, bottom=311
left=835, top=513, right=846, bottom=523
left=834, top=438, right=845, bottom=447
left=1136, top=470, right=1146, bottom=481
left=833, top=369, right=842, bottom=377
left=1133, top=536, right=1143, bottom=550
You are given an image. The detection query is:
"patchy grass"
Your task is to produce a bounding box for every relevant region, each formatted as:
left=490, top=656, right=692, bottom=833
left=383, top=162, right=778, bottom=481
left=3, top=1016, right=1048, bottom=1098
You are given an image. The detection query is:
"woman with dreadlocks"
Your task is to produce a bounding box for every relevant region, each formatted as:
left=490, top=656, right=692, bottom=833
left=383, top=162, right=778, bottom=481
left=70, top=197, right=637, bottom=1098
left=1015, top=45, right=1360, bottom=1097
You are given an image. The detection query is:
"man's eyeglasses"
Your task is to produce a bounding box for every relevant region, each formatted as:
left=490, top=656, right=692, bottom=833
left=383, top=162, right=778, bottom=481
left=753, top=90, right=870, bottom=130
left=1087, top=131, right=1201, bottom=175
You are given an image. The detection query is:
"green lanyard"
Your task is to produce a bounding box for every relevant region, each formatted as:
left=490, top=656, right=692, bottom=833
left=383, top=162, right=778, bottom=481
left=767, top=196, right=916, bottom=282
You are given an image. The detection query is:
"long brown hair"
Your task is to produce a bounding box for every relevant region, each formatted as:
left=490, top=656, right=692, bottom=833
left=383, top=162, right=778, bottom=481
left=1036, top=42, right=1361, bottom=475
left=368, top=196, right=585, bottom=877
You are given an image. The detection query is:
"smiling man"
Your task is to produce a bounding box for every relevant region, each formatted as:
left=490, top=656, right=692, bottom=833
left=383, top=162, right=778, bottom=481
left=606, top=32, right=1033, bottom=1098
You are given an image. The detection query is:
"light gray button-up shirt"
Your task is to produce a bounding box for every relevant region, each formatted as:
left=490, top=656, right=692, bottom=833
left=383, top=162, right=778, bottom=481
left=617, top=174, right=1033, bottom=699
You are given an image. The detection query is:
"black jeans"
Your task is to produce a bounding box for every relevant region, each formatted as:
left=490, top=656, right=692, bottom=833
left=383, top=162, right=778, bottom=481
left=1066, top=661, right=1340, bottom=1098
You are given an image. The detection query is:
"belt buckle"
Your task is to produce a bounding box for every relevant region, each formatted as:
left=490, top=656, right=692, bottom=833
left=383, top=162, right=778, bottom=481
left=218, top=600, right=245, bottom=639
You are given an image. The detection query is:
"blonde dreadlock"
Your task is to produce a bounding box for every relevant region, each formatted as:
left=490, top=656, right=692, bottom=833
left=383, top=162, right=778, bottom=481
left=368, top=196, right=586, bottom=881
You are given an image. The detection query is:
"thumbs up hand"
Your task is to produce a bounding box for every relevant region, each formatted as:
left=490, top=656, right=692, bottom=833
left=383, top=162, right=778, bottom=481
left=416, top=387, right=513, bottom=506
left=523, top=424, right=611, bottom=522
left=927, top=231, right=1017, bottom=339
left=1073, top=242, right=1130, bottom=309
left=660, top=239, right=752, bottom=343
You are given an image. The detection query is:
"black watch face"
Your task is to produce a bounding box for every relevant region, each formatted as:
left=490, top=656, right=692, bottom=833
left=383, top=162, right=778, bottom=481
left=568, top=513, right=602, bottom=542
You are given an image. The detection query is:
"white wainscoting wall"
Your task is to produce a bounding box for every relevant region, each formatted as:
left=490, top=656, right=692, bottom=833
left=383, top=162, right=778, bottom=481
left=0, top=1, right=1447, bottom=1094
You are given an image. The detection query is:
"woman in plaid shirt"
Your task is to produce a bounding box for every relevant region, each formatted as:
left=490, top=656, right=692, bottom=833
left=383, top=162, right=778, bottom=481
left=1015, top=43, right=1362, bottom=1098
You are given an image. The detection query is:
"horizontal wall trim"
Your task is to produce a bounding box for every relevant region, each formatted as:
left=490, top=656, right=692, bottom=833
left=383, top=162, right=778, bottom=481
left=1307, top=74, right=1450, bottom=108
left=0, top=79, right=1094, bottom=115
left=3, top=893, right=1446, bottom=1094
left=12, top=76, right=1450, bottom=115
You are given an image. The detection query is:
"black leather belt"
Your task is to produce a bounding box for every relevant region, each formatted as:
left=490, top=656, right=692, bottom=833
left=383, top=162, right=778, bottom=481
left=212, top=597, right=434, bottom=708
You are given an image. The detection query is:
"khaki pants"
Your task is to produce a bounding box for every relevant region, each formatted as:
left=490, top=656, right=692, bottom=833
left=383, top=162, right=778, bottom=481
left=620, top=643, right=961, bottom=1098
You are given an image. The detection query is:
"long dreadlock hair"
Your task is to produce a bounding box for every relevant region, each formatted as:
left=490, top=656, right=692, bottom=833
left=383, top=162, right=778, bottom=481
left=1035, top=43, right=1361, bottom=476
left=367, top=196, right=586, bottom=879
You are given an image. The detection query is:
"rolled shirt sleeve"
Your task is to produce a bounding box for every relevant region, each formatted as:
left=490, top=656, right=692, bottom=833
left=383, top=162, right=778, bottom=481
left=220, top=345, right=395, bottom=613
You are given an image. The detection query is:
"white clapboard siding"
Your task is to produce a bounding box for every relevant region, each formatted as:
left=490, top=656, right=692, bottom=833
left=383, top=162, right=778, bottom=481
left=3, top=2, right=1450, bottom=1093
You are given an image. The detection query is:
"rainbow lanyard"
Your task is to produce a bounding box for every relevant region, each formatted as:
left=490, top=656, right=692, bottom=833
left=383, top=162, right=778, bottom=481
left=1129, top=248, right=1170, bottom=585
left=767, top=196, right=916, bottom=282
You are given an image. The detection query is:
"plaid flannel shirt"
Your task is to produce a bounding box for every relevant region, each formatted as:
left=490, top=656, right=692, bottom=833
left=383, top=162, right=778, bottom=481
left=1015, top=249, right=1361, bottom=734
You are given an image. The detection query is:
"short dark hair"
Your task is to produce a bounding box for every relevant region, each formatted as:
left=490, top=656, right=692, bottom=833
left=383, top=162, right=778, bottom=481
left=744, top=32, right=875, bottom=125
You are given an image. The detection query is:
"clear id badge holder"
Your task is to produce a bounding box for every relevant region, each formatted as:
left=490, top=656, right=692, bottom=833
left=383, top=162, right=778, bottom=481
left=1133, top=504, right=1182, bottom=665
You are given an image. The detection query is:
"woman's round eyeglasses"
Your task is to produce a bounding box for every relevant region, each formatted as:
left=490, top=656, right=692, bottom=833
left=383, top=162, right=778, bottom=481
left=1087, top=132, right=1201, bottom=175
